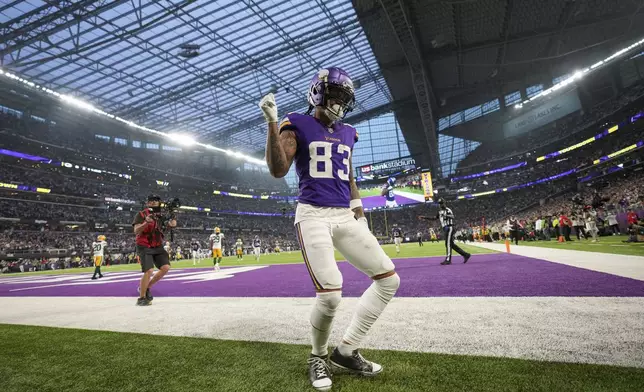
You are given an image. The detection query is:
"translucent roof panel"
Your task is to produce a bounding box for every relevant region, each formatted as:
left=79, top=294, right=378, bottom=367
left=1, top=0, right=394, bottom=154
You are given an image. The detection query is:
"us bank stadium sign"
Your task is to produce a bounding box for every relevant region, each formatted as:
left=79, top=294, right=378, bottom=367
left=358, top=157, right=416, bottom=177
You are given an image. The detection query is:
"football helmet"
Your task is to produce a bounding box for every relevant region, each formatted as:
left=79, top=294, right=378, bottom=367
left=97, top=235, right=106, bottom=241
left=214, top=227, right=221, bottom=234
left=387, top=177, right=396, bottom=186
left=307, top=67, right=355, bottom=122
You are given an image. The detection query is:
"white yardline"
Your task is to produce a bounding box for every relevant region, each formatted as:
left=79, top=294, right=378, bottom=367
left=1, top=296, right=642, bottom=368
left=472, top=242, right=644, bottom=281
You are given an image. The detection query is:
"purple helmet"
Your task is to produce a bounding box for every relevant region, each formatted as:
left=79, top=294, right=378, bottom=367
left=307, top=67, right=355, bottom=121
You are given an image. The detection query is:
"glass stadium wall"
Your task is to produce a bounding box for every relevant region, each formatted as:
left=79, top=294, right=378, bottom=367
left=438, top=135, right=481, bottom=177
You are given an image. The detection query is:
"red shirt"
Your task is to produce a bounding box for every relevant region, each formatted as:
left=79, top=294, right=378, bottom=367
left=559, top=215, right=571, bottom=227
left=627, top=212, right=639, bottom=225
left=132, top=208, right=164, bottom=248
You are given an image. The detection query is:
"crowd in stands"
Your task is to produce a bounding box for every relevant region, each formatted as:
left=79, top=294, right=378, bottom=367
left=0, top=111, right=289, bottom=193
left=454, top=81, right=644, bottom=175
left=479, top=170, right=644, bottom=243
left=2, top=83, right=644, bottom=274
left=450, top=118, right=644, bottom=193
left=2, top=163, right=642, bottom=273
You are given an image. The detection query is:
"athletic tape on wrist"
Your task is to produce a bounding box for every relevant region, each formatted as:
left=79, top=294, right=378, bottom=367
left=350, top=199, right=363, bottom=210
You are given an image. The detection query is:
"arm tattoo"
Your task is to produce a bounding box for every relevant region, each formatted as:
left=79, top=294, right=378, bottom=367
left=265, top=122, right=296, bottom=178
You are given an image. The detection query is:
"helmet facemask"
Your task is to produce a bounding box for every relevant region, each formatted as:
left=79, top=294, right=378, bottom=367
left=322, top=84, right=355, bottom=122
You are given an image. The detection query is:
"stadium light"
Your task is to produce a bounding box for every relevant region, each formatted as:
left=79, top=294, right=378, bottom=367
left=169, top=134, right=196, bottom=146
left=0, top=67, right=268, bottom=168
left=514, top=35, right=644, bottom=109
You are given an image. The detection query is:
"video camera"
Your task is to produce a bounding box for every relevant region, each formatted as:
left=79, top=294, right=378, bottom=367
left=146, top=195, right=181, bottom=241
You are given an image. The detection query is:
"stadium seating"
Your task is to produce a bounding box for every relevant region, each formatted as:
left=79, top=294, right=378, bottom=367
left=454, top=81, right=644, bottom=175
left=2, top=89, right=644, bottom=273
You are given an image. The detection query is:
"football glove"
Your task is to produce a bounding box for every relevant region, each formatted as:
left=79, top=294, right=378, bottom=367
left=259, top=93, right=278, bottom=123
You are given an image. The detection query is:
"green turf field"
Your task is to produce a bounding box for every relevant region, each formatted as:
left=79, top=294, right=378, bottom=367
left=502, top=235, right=644, bottom=256
left=359, top=186, right=424, bottom=197
left=0, top=324, right=642, bottom=392
left=0, top=243, right=494, bottom=277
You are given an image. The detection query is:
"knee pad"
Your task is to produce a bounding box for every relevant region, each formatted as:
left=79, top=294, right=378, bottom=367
left=375, top=273, right=400, bottom=297
left=315, top=291, right=342, bottom=317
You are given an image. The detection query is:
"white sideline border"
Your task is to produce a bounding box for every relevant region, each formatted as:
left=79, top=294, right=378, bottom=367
left=1, top=296, right=643, bottom=368
left=471, top=242, right=644, bottom=281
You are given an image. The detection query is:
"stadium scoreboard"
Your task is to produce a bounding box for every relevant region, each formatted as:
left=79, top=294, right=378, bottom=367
left=356, top=156, right=417, bottom=180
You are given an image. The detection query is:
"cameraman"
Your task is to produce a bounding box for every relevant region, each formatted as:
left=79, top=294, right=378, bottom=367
left=132, top=194, right=177, bottom=306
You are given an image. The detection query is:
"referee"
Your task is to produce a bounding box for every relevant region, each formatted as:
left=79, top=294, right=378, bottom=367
left=418, top=198, right=471, bottom=265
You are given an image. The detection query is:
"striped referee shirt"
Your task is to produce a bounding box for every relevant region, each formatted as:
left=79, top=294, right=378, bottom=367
left=436, top=207, right=454, bottom=227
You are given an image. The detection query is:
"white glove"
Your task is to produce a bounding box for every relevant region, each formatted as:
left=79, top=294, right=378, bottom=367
left=259, top=93, right=278, bottom=123
left=357, top=216, right=369, bottom=230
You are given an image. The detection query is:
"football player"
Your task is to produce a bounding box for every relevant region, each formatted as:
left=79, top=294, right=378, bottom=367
left=91, top=235, right=107, bottom=280
left=429, top=228, right=438, bottom=243
left=191, top=239, right=201, bottom=265
left=381, top=177, right=398, bottom=208
left=260, top=67, right=400, bottom=391
left=252, top=235, right=262, bottom=261
left=209, top=227, right=224, bottom=271
left=391, top=224, right=403, bottom=254
left=274, top=240, right=281, bottom=254
left=235, top=238, right=244, bottom=260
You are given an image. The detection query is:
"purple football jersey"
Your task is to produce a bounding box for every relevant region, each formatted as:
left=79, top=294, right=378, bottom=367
left=279, top=113, right=358, bottom=208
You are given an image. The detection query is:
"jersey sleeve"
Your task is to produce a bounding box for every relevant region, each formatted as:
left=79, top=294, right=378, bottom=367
left=132, top=211, right=144, bottom=226
left=279, top=114, right=297, bottom=134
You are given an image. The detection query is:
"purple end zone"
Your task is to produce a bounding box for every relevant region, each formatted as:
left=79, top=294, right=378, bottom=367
left=361, top=194, right=420, bottom=209
left=1, top=253, right=644, bottom=297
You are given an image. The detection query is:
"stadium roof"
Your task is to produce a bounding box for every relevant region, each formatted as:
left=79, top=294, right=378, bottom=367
left=353, top=0, right=644, bottom=176
left=0, top=0, right=393, bottom=154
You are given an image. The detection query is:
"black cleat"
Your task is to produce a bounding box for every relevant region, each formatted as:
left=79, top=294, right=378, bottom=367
left=307, top=354, right=332, bottom=391
left=91, top=276, right=97, bottom=280
left=329, top=347, right=382, bottom=376
left=463, top=254, right=471, bottom=264
left=440, top=260, right=451, bottom=265
left=145, top=288, right=153, bottom=301
left=136, top=297, right=151, bottom=306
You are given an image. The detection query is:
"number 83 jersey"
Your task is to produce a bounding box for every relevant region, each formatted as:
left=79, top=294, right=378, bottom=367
left=280, top=113, right=358, bottom=208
